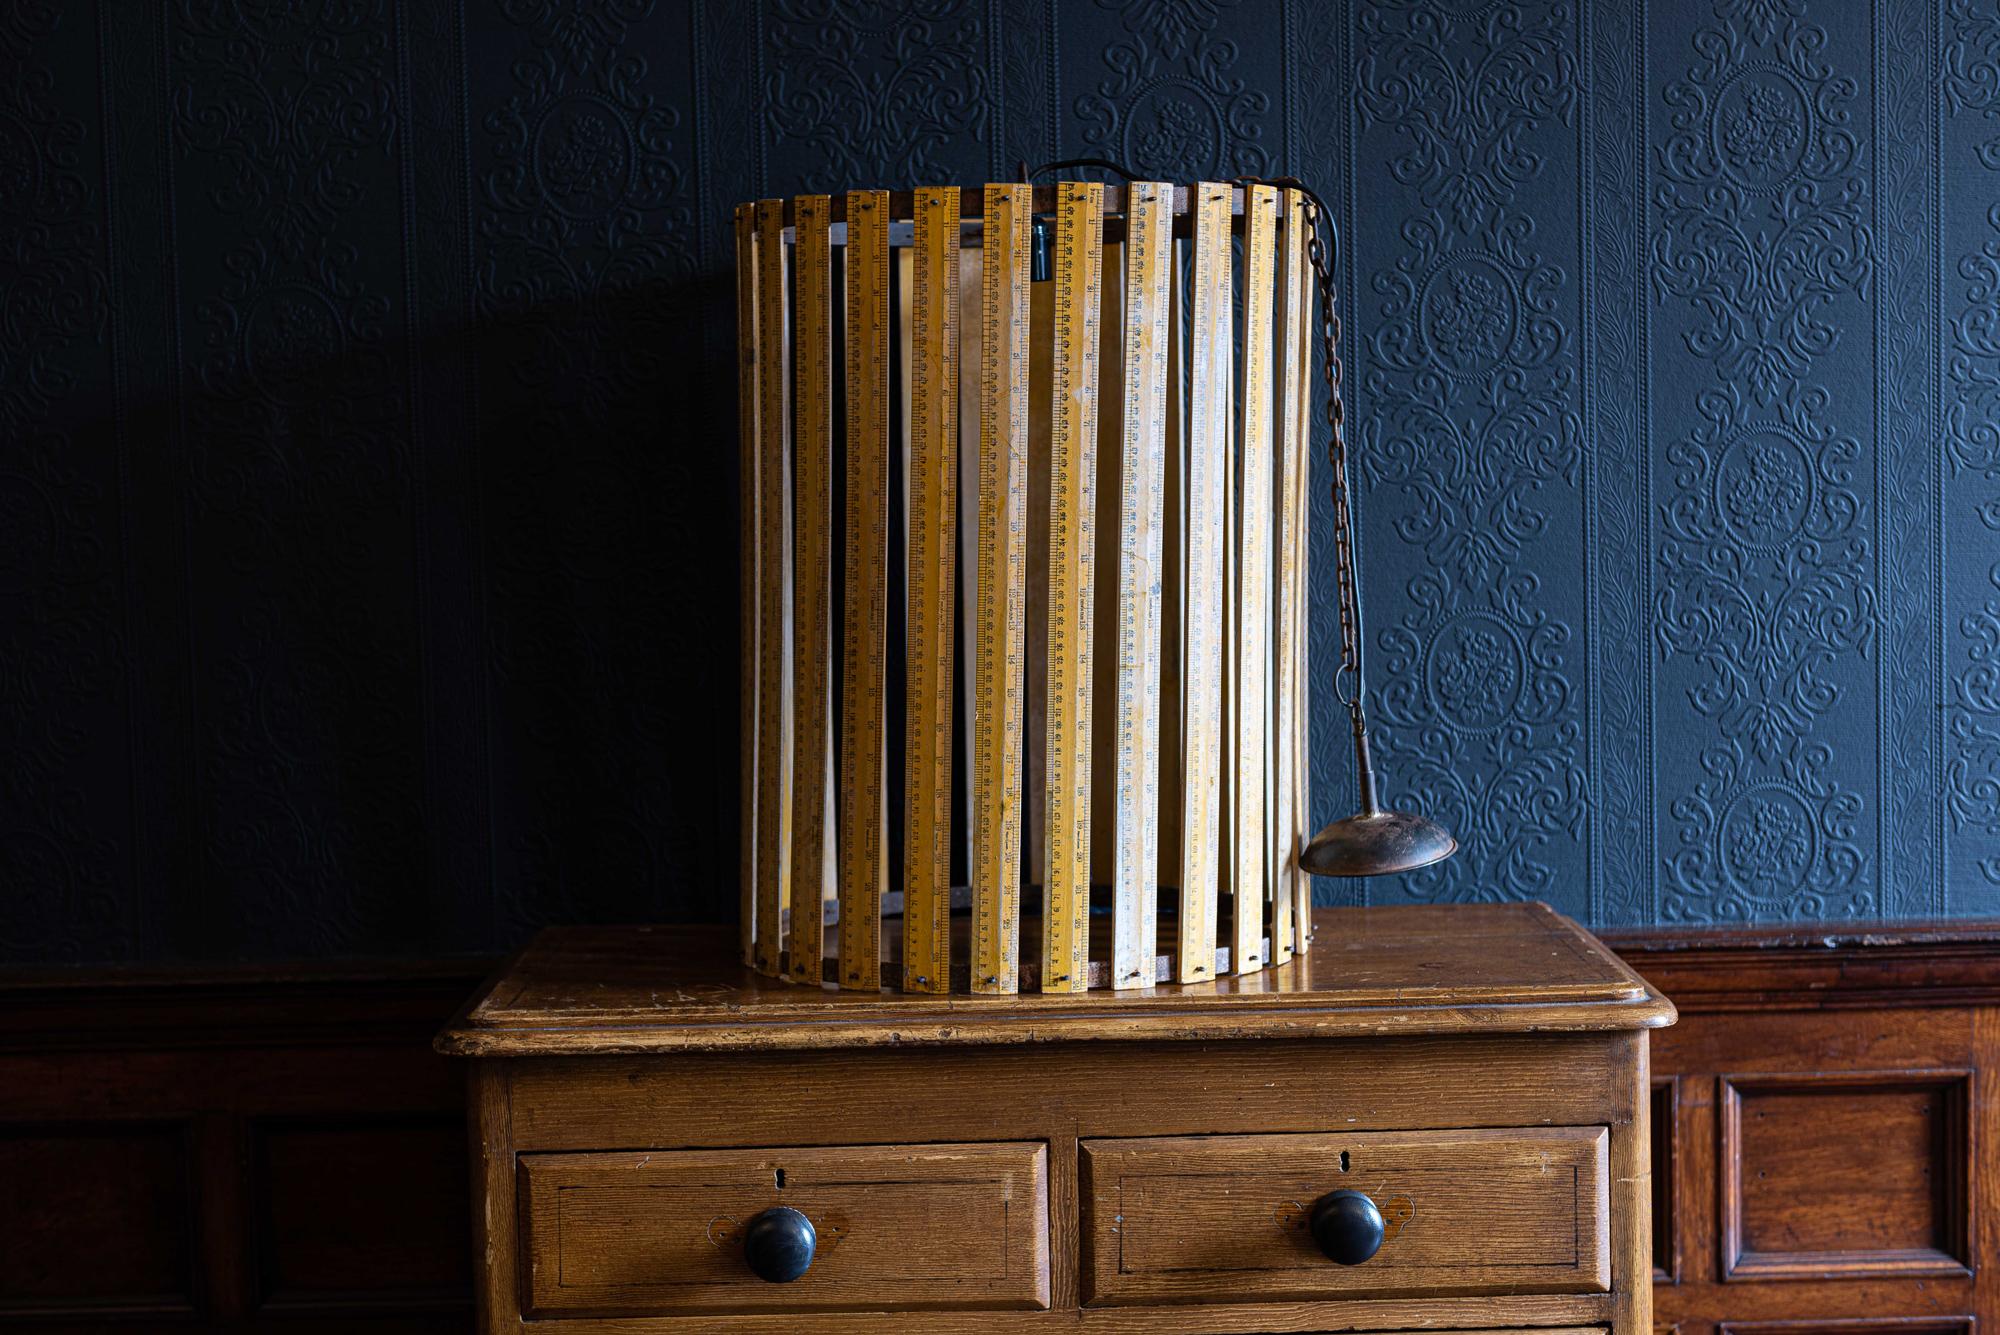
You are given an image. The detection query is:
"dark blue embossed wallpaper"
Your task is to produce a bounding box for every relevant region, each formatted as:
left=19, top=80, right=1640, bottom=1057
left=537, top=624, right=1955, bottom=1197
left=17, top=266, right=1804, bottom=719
left=8, top=0, right=2000, bottom=962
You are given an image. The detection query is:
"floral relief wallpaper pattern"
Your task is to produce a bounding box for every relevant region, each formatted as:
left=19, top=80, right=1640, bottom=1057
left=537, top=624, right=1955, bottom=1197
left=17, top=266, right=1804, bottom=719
left=4, top=0, right=2000, bottom=962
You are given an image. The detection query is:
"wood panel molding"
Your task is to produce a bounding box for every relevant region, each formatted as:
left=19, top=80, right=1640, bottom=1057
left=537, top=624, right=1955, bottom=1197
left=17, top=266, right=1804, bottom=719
left=1606, top=921, right=2000, bottom=1013
left=1716, top=1070, right=1973, bottom=1283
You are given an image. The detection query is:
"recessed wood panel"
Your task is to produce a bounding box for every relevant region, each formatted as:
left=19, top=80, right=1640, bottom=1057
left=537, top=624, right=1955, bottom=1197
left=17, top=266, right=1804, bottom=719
left=0, top=1123, right=194, bottom=1316
left=1079, top=1127, right=1611, bottom=1306
left=517, top=1141, right=1049, bottom=1316
left=252, top=1116, right=470, bottom=1312
left=1653, top=1077, right=1678, bottom=1284
left=1721, top=1072, right=1971, bottom=1281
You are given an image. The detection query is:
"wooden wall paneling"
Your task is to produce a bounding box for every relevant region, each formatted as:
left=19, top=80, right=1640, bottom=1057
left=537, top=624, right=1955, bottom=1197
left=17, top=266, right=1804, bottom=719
left=0, top=967, right=478, bottom=1333
left=0, top=1121, right=197, bottom=1321
left=1614, top=927, right=1996, bottom=1335
left=1719, top=1071, right=1971, bottom=1281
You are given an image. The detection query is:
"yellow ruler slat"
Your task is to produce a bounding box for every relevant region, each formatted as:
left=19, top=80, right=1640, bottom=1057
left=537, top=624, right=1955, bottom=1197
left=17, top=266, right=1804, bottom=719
left=839, top=190, right=891, bottom=989
left=973, top=183, right=1031, bottom=994
left=1293, top=197, right=1317, bottom=949
left=1042, top=180, right=1104, bottom=993
left=1271, top=188, right=1310, bottom=966
left=735, top=204, right=760, bottom=969
left=1112, top=182, right=1172, bottom=989
left=1177, top=183, right=1230, bottom=983
left=903, top=187, right=960, bottom=994
left=753, top=199, right=794, bottom=978
left=1233, top=184, right=1277, bottom=975
left=789, top=195, right=833, bottom=985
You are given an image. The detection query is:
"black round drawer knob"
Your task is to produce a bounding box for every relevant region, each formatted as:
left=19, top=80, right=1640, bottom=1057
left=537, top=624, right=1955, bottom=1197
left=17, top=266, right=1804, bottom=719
left=1310, top=1189, right=1386, bottom=1265
left=744, top=1206, right=816, bottom=1283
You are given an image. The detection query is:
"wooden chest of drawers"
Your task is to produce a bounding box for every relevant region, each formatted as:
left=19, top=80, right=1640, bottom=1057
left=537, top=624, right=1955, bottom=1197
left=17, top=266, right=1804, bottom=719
left=438, top=903, right=1672, bottom=1333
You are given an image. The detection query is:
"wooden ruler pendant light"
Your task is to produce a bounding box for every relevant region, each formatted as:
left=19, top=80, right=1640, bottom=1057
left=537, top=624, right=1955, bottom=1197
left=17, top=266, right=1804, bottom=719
left=734, top=177, right=1451, bottom=992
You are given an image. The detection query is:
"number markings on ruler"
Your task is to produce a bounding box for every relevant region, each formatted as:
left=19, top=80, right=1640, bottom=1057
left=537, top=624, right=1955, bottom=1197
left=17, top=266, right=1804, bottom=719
left=1042, top=181, right=1104, bottom=994
left=973, top=183, right=1031, bottom=994
left=1112, top=182, right=1172, bottom=989
left=840, top=191, right=891, bottom=989
left=789, top=195, right=833, bottom=985
left=735, top=204, right=761, bottom=969
left=1233, top=185, right=1277, bottom=975
left=1177, top=184, right=1231, bottom=983
left=904, top=188, right=959, bottom=995
left=753, top=199, right=794, bottom=977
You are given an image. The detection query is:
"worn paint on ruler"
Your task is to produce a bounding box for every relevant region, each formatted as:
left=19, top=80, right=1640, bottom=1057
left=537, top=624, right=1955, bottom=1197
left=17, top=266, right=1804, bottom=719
left=1177, top=184, right=1230, bottom=983
left=903, top=187, right=959, bottom=995
left=1233, top=184, right=1277, bottom=975
left=973, top=183, right=1030, bottom=994
left=1042, top=180, right=1103, bottom=994
left=1112, top=182, right=1172, bottom=989
left=789, top=195, right=833, bottom=985
left=753, top=199, right=794, bottom=977
left=735, top=204, right=761, bottom=969
left=839, top=190, right=890, bottom=989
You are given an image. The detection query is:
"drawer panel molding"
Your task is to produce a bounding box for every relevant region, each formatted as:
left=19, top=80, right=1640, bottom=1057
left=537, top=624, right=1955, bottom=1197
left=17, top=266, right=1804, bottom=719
left=518, top=1141, right=1049, bottom=1316
left=1080, top=1127, right=1611, bottom=1306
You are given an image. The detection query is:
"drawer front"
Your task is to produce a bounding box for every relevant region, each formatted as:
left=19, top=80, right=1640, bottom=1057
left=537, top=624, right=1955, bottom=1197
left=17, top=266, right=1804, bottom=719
left=1082, top=1126, right=1609, bottom=1306
left=519, top=1141, right=1048, bottom=1316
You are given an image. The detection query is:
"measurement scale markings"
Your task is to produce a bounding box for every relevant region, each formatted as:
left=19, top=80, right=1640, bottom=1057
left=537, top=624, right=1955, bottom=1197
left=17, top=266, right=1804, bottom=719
left=1234, top=184, right=1277, bottom=975
left=789, top=195, right=834, bottom=985
left=973, top=183, right=1031, bottom=994
left=839, top=190, right=890, bottom=989
left=753, top=199, right=794, bottom=977
left=903, top=188, right=959, bottom=995
left=1177, top=184, right=1230, bottom=983
left=1042, top=181, right=1103, bottom=994
left=1112, top=182, right=1172, bottom=990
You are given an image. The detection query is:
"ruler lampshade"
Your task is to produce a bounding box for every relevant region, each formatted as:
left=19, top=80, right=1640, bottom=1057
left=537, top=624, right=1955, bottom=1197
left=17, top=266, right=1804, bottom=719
left=736, top=181, right=1314, bottom=994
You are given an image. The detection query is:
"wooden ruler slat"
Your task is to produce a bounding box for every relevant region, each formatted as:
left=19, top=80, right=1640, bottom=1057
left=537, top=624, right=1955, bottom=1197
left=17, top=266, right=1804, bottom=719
left=1177, top=183, right=1230, bottom=983
left=735, top=204, right=761, bottom=968
left=1232, top=184, right=1278, bottom=975
left=1271, top=188, right=1310, bottom=966
left=972, top=183, right=1030, bottom=994
left=1292, top=198, right=1316, bottom=949
left=839, top=190, right=890, bottom=989
left=903, top=187, right=960, bottom=995
left=753, top=199, right=794, bottom=977
left=789, top=195, right=833, bottom=985
left=1042, top=180, right=1104, bottom=994
left=1111, top=182, right=1172, bottom=990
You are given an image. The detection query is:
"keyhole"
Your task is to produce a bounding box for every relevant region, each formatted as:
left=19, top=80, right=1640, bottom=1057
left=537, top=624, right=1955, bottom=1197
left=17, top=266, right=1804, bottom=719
left=775, top=1168, right=786, bottom=1190
left=1339, top=1151, right=1351, bottom=1173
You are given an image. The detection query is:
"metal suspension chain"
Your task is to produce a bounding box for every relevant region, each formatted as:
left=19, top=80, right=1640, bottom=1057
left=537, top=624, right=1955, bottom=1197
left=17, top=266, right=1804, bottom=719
left=1296, top=195, right=1365, bottom=713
